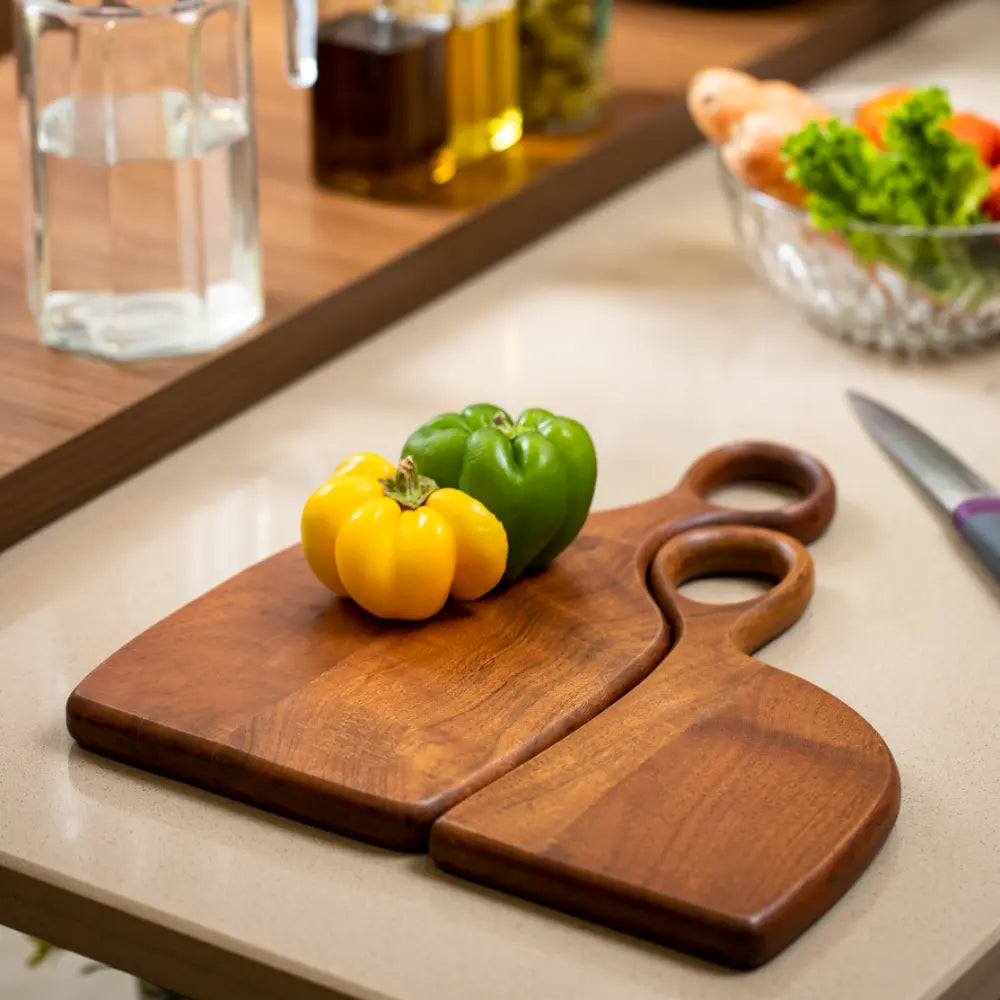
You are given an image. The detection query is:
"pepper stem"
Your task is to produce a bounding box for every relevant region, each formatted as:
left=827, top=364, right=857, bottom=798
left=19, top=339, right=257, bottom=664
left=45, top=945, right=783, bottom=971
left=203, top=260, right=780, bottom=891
left=380, top=456, right=439, bottom=509
left=492, top=411, right=515, bottom=436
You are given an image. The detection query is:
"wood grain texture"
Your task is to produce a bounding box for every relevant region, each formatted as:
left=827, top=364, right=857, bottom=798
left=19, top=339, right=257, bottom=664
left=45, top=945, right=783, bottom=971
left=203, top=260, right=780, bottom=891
left=0, top=0, right=948, bottom=553
left=66, top=441, right=834, bottom=850
left=430, top=524, right=901, bottom=969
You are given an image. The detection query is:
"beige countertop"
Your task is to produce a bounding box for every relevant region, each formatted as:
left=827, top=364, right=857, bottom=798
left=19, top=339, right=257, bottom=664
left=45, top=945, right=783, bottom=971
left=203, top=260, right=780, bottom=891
left=3, top=2, right=1000, bottom=997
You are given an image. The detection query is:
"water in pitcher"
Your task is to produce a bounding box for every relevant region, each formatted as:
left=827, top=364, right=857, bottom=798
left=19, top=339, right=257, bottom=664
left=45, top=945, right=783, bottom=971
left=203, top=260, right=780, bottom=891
left=30, top=89, right=263, bottom=360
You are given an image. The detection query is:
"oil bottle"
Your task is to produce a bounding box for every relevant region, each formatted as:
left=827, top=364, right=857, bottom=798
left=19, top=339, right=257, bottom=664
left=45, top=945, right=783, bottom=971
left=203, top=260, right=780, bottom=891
left=310, top=0, right=455, bottom=199
left=446, top=0, right=523, bottom=166
left=308, top=0, right=521, bottom=200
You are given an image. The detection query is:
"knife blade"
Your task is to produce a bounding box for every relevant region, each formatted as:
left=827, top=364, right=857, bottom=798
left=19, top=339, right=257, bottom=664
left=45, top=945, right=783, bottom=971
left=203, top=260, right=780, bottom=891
left=848, top=390, right=1000, bottom=582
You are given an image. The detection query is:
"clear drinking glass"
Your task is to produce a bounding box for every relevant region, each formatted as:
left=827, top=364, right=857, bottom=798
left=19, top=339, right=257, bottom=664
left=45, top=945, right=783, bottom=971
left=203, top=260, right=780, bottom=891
left=15, top=0, right=264, bottom=360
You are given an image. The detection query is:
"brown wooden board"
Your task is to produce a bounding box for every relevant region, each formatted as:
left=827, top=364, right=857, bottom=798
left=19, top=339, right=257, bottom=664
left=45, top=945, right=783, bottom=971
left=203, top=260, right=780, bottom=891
left=431, top=524, right=900, bottom=969
left=67, top=441, right=835, bottom=850
left=0, top=0, right=947, bottom=553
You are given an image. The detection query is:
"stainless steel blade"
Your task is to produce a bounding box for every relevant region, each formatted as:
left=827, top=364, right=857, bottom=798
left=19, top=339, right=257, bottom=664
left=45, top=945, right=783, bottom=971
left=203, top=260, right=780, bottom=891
left=847, top=391, right=995, bottom=513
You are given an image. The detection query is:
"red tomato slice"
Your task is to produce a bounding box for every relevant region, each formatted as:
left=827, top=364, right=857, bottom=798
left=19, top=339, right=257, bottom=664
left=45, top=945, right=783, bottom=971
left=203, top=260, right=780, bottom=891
left=855, top=86, right=913, bottom=148
left=945, top=112, right=1000, bottom=165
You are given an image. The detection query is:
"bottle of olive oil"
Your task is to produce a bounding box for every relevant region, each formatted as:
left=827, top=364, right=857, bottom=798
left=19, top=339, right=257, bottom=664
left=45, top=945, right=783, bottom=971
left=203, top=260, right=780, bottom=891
left=310, top=1, right=455, bottom=199
left=446, top=0, right=523, bottom=165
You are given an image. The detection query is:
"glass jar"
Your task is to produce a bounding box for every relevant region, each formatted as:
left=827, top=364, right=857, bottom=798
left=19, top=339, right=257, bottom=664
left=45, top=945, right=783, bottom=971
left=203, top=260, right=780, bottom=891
left=15, top=0, right=264, bottom=361
left=518, top=0, right=611, bottom=134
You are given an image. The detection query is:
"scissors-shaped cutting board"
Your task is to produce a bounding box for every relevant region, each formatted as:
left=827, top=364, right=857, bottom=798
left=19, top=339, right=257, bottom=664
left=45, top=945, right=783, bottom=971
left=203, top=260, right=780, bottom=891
left=431, top=525, right=901, bottom=968
left=67, top=442, right=835, bottom=850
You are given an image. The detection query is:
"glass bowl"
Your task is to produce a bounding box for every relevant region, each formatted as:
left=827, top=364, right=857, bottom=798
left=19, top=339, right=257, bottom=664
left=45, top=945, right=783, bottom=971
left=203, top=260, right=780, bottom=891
left=717, top=155, right=1000, bottom=355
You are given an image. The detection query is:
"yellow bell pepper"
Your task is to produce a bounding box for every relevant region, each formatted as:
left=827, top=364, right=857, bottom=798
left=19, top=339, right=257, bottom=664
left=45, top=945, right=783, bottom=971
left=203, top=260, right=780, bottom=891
left=300, top=452, right=508, bottom=621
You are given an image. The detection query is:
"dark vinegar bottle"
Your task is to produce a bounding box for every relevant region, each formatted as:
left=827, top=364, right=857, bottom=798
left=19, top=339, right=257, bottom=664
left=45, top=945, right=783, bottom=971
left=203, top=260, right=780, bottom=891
left=310, top=8, right=455, bottom=200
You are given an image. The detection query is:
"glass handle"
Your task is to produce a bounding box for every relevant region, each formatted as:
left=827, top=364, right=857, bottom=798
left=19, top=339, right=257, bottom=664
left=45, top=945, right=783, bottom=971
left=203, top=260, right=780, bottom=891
left=282, top=0, right=317, bottom=89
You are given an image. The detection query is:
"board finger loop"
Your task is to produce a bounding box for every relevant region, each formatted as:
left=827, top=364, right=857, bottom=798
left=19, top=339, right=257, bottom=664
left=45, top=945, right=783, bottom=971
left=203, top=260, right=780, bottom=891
left=649, top=523, right=815, bottom=656
left=677, top=441, right=837, bottom=543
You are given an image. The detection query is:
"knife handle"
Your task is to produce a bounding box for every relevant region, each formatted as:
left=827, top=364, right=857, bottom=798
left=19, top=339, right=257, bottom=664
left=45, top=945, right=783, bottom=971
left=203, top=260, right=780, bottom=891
left=953, top=497, right=1000, bottom=582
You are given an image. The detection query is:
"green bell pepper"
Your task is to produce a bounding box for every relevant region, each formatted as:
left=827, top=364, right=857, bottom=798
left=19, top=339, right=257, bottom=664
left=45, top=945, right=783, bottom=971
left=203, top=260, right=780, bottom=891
left=400, top=404, right=598, bottom=582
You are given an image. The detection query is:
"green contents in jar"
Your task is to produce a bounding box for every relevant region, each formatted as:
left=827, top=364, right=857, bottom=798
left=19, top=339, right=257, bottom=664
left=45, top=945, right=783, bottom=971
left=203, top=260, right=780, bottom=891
left=519, top=0, right=611, bottom=132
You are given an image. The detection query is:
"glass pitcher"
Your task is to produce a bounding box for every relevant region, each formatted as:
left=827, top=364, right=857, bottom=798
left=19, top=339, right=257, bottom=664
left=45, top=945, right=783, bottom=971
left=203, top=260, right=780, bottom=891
left=16, top=0, right=263, bottom=360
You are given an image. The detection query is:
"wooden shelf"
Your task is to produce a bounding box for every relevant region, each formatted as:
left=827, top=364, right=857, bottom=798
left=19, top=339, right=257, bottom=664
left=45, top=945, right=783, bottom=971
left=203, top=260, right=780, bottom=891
left=0, top=0, right=946, bottom=552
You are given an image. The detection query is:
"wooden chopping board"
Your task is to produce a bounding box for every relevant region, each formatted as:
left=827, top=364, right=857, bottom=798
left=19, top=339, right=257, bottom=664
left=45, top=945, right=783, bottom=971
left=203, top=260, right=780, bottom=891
left=431, top=525, right=901, bottom=968
left=66, top=441, right=835, bottom=850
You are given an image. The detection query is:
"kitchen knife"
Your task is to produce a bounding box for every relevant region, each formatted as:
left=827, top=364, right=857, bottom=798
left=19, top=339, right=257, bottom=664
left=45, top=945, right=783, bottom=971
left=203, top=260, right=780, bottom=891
left=848, top=391, right=1000, bottom=582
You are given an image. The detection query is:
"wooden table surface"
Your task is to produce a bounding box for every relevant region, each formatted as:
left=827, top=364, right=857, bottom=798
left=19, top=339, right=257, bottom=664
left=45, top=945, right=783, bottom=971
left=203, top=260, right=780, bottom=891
left=0, top=0, right=945, bottom=553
